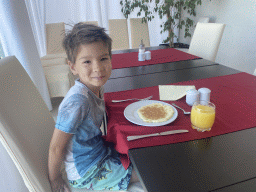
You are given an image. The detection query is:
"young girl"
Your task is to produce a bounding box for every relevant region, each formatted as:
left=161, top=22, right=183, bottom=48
left=48, top=23, right=139, bottom=191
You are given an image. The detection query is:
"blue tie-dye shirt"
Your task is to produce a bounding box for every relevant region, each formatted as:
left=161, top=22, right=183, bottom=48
left=56, top=80, right=108, bottom=180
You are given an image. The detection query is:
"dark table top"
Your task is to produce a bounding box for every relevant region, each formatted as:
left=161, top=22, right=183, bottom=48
left=105, top=47, right=255, bottom=192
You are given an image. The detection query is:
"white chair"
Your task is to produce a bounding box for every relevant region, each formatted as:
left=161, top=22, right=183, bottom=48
left=43, top=65, right=75, bottom=98
left=198, top=17, right=210, bottom=23
left=188, top=23, right=226, bottom=62
left=42, top=63, right=74, bottom=98
left=0, top=56, right=143, bottom=192
left=40, top=22, right=68, bottom=66
left=45, top=22, right=66, bottom=55
left=130, top=18, right=150, bottom=48
left=175, top=17, right=210, bottom=53
left=253, top=68, right=256, bottom=76
left=109, top=19, right=130, bottom=50
left=40, top=22, right=75, bottom=98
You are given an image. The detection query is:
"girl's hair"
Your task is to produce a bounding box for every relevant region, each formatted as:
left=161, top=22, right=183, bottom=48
left=63, top=22, right=112, bottom=64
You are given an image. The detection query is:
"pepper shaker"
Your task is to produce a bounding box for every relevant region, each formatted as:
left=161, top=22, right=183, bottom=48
left=139, top=39, right=145, bottom=54
left=145, top=51, right=151, bottom=60
left=138, top=40, right=145, bottom=61
left=186, top=89, right=199, bottom=106
left=198, top=87, right=211, bottom=102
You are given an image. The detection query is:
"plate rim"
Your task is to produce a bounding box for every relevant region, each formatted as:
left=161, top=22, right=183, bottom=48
left=124, top=100, right=178, bottom=127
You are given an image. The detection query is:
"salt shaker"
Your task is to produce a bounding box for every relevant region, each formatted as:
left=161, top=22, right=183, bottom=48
left=186, top=89, right=199, bottom=106
left=138, top=53, right=145, bottom=61
left=145, top=51, right=151, bottom=60
left=198, top=87, right=211, bottom=102
left=139, top=39, right=145, bottom=54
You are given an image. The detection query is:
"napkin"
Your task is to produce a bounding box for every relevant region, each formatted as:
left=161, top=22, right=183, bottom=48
left=159, top=85, right=196, bottom=101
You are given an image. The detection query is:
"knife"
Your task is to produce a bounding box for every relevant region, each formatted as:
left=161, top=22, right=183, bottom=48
left=127, top=130, right=189, bottom=141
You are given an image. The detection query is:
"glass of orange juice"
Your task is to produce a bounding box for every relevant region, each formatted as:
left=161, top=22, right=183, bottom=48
left=191, top=100, right=216, bottom=132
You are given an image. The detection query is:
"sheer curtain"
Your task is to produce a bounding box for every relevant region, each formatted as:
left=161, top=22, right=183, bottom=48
left=45, top=0, right=174, bottom=47
left=25, top=0, right=47, bottom=58
left=0, top=0, right=52, bottom=111
left=45, top=0, right=107, bottom=30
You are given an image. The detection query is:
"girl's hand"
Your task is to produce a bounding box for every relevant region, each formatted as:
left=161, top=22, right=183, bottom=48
left=50, top=177, right=71, bottom=192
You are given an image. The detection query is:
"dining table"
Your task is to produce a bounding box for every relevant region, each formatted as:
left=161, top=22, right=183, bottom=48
left=103, top=46, right=256, bottom=192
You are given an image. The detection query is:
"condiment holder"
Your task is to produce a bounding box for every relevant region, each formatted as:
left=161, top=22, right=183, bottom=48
left=186, top=87, right=211, bottom=106
left=138, top=53, right=145, bottom=61
left=145, top=51, right=151, bottom=60
left=138, top=39, right=145, bottom=61
left=198, top=87, right=211, bottom=102
left=186, top=89, right=199, bottom=106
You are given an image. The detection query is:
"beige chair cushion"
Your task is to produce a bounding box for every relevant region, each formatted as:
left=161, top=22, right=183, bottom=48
left=188, top=23, right=226, bottom=62
left=130, top=18, right=150, bottom=48
left=84, top=21, right=98, bottom=26
left=41, top=52, right=67, bottom=60
left=0, top=56, right=54, bottom=191
left=109, top=19, right=129, bottom=50
left=41, top=58, right=67, bottom=67
left=46, top=22, right=66, bottom=54
left=43, top=65, right=75, bottom=98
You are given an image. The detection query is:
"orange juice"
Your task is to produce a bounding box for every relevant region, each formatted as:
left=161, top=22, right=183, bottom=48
left=191, top=103, right=215, bottom=132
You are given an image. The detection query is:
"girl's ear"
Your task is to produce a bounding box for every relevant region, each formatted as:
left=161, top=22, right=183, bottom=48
left=68, top=60, right=77, bottom=75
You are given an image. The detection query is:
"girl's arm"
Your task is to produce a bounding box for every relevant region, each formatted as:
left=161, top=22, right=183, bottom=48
left=48, top=128, right=73, bottom=192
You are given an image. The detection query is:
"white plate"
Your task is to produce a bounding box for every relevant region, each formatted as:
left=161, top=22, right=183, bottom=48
left=124, top=100, right=178, bottom=127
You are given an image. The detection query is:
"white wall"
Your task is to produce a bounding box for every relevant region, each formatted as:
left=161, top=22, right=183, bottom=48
left=179, top=0, right=256, bottom=74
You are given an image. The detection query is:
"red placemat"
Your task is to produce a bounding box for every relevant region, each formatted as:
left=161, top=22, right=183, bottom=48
left=111, top=48, right=201, bottom=69
left=104, top=72, right=256, bottom=169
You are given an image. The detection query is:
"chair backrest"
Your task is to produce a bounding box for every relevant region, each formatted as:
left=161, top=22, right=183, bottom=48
left=46, top=22, right=66, bottom=54
left=0, top=56, right=131, bottom=192
left=130, top=18, right=150, bottom=48
left=84, top=21, right=98, bottom=26
left=188, top=23, right=226, bottom=62
left=0, top=56, right=54, bottom=191
left=109, top=19, right=129, bottom=50
left=43, top=64, right=75, bottom=98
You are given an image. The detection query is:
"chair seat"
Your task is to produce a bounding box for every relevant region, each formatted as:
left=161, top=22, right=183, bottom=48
left=61, top=165, right=144, bottom=192
left=175, top=48, right=189, bottom=53
left=68, top=182, right=143, bottom=192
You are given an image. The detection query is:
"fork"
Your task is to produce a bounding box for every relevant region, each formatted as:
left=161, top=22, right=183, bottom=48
left=112, top=95, right=153, bottom=103
left=172, top=103, right=191, bottom=115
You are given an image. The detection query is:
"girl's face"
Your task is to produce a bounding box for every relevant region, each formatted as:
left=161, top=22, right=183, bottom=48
left=69, top=41, right=112, bottom=96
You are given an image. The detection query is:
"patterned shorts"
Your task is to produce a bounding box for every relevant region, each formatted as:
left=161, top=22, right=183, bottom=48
left=69, top=149, right=133, bottom=191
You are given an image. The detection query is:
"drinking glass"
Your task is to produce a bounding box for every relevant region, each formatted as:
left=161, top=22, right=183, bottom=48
left=190, top=100, right=216, bottom=132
